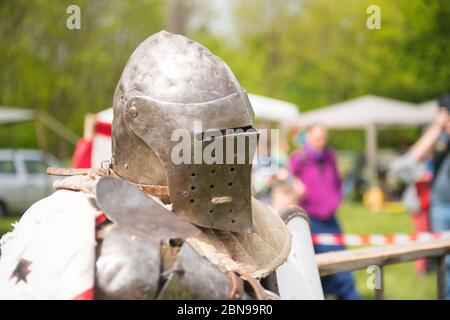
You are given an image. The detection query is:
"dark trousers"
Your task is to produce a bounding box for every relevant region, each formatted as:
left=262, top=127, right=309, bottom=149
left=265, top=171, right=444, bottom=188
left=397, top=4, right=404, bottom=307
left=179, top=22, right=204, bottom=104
left=310, top=215, right=361, bottom=300
left=430, top=200, right=450, bottom=299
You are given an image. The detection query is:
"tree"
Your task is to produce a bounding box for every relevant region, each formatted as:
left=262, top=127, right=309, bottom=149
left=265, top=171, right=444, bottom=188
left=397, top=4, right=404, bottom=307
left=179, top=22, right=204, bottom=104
left=0, top=0, right=164, bottom=156
left=190, top=0, right=450, bottom=150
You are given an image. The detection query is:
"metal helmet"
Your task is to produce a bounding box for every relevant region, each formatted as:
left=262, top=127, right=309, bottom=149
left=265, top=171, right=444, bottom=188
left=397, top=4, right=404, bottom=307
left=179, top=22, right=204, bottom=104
left=111, top=31, right=257, bottom=233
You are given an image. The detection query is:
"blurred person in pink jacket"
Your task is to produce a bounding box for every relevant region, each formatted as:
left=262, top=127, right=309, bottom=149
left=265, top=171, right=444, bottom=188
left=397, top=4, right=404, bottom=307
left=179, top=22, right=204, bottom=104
left=288, top=125, right=360, bottom=300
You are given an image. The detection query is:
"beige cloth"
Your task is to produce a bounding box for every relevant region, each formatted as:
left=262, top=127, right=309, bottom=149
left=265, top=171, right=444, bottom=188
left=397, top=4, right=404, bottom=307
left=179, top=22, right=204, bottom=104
left=53, top=173, right=100, bottom=195
left=187, top=198, right=292, bottom=279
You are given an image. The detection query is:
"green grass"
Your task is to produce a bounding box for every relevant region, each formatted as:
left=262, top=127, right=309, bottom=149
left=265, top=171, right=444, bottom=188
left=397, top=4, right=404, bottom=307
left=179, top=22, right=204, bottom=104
left=0, top=216, right=17, bottom=237
left=337, top=202, right=437, bottom=300
left=0, top=203, right=438, bottom=299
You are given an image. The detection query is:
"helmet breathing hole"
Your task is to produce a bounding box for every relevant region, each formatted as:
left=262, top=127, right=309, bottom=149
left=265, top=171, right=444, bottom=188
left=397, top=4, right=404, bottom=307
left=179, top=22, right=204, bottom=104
left=190, top=199, right=195, bottom=203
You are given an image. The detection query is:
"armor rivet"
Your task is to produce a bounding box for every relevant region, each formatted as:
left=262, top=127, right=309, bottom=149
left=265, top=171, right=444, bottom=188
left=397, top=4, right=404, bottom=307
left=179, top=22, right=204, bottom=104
left=124, top=163, right=128, bottom=169
left=129, top=105, right=138, bottom=118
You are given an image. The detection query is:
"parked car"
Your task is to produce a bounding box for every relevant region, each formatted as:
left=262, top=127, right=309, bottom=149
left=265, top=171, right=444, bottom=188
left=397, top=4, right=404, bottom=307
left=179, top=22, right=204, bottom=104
left=0, top=149, right=62, bottom=216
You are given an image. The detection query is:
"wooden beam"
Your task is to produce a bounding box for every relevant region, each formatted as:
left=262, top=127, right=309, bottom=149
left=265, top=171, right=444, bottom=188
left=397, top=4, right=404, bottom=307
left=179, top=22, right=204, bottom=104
left=47, top=167, right=108, bottom=176
left=316, top=238, right=450, bottom=276
left=37, top=112, right=79, bottom=145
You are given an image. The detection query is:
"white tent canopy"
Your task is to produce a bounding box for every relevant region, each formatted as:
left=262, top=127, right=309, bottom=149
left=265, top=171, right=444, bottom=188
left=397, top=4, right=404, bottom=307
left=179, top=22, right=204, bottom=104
left=248, top=93, right=300, bottom=125
left=417, top=100, right=438, bottom=123
left=0, top=106, right=79, bottom=147
left=96, top=108, right=113, bottom=123
left=95, top=93, right=301, bottom=125
left=299, top=95, right=428, bottom=129
left=297, top=95, right=437, bottom=183
left=0, top=106, right=35, bottom=125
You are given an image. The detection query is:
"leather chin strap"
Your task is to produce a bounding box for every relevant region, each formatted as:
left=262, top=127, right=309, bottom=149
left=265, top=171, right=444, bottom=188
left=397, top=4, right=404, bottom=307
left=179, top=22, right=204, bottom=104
left=109, top=168, right=170, bottom=197
left=47, top=166, right=170, bottom=198
left=226, top=272, right=245, bottom=300
left=239, top=273, right=280, bottom=300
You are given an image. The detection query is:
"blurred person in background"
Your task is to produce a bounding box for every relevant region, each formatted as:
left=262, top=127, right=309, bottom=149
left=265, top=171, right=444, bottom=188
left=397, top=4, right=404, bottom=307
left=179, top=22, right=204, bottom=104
left=253, top=128, right=295, bottom=207
left=429, top=95, right=450, bottom=299
left=269, top=168, right=305, bottom=213
left=390, top=94, right=450, bottom=296
left=252, top=133, right=274, bottom=205
left=389, top=136, right=434, bottom=275
left=288, top=125, right=361, bottom=300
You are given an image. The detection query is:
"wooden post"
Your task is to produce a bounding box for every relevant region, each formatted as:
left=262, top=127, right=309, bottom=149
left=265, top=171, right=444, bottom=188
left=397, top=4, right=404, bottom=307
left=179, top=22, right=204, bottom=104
left=34, top=119, right=47, bottom=152
left=366, top=124, right=377, bottom=184
left=437, top=255, right=446, bottom=300
left=375, top=265, right=384, bottom=300
left=83, top=113, right=96, bottom=140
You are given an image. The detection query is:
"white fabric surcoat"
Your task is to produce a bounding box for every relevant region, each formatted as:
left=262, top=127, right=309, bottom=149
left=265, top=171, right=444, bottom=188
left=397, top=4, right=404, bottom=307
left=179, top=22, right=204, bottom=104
left=0, top=176, right=294, bottom=300
left=0, top=190, right=97, bottom=299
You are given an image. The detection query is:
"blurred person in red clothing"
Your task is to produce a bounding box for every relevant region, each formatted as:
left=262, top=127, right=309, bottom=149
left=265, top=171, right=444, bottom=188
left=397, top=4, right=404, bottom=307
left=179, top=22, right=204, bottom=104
left=389, top=106, right=450, bottom=275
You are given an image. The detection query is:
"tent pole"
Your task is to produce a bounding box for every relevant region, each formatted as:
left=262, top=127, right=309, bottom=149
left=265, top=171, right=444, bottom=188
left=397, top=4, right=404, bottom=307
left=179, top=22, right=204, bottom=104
left=366, top=124, right=377, bottom=184
left=83, top=113, right=96, bottom=140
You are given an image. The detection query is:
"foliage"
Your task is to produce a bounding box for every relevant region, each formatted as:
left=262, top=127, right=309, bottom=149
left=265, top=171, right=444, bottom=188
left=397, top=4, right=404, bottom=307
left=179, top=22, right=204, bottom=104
left=0, top=0, right=449, bottom=156
left=0, top=0, right=164, bottom=155
left=191, top=0, right=450, bottom=151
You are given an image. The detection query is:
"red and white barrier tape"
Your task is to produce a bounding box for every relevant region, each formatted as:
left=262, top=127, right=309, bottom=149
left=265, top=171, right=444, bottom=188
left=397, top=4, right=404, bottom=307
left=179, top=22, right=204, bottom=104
left=312, top=231, right=450, bottom=246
